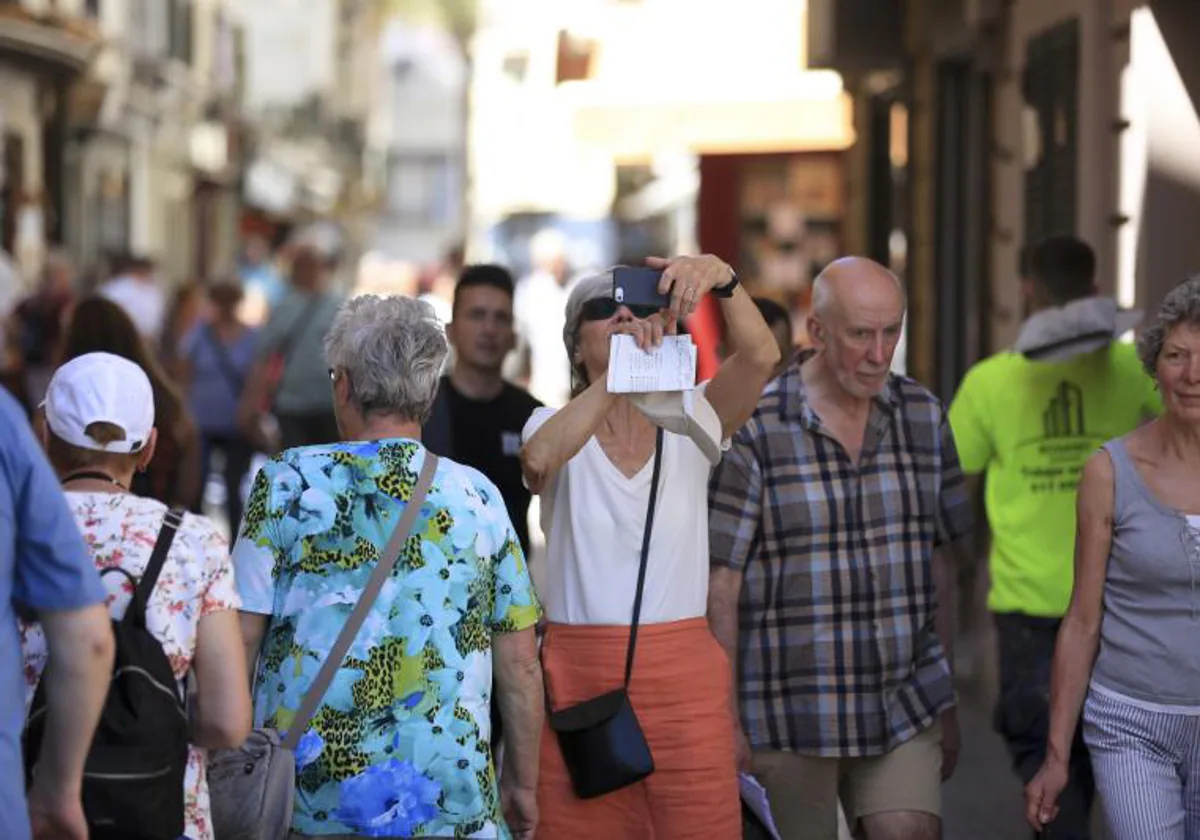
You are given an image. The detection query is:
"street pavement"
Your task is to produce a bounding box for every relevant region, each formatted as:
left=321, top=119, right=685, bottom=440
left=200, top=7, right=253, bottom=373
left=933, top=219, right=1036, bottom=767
left=942, top=638, right=1030, bottom=840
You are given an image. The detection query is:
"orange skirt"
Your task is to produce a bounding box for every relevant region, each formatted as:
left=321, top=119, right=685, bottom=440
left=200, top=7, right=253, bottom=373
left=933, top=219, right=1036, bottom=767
left=536, top=618, right=740, bottom=840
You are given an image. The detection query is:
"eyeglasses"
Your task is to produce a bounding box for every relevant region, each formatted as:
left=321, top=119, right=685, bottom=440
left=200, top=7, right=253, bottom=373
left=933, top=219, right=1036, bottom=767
left=579, top=297, right=661, bottom=322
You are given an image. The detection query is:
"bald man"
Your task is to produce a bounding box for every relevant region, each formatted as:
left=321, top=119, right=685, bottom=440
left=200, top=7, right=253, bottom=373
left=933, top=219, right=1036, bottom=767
left=708, top=258, right=973, bottom=840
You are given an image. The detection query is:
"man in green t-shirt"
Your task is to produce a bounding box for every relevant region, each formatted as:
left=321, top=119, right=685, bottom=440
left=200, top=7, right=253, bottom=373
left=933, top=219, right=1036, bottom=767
left=949, top=235, right=1160, bottom=840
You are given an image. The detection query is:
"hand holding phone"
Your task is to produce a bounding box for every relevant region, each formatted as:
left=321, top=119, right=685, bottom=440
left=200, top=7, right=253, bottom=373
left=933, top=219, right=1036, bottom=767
left=645, top=255, right=736, bottom=319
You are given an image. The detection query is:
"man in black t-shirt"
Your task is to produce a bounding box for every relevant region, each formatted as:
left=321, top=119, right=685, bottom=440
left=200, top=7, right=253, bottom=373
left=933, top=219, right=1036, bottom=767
left=423, top=265, right=541, bottom=751
left=423, top=264, right=542, bottom=556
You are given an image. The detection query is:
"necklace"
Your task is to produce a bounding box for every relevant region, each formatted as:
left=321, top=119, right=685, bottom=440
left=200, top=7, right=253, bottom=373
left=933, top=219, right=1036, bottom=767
left=62, top=469, right=129, bottom=491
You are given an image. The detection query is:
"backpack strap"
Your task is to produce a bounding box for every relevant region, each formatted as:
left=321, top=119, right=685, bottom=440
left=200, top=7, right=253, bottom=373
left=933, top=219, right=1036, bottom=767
left=125, top=508, right=185, bottom=629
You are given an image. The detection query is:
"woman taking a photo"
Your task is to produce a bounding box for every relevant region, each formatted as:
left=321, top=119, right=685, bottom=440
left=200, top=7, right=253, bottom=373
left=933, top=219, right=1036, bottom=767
left=520, top=254, right=779, bottom=838
left=1027, top=276, right=1200, bottom=838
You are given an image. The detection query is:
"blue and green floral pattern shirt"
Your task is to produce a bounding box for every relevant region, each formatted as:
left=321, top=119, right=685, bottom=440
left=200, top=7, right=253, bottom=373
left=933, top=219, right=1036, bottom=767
left=233, top=439, right=541, bottom=838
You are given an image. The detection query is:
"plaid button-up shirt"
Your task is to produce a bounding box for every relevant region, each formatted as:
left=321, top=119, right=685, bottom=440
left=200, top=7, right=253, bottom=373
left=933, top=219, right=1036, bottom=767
left=709, top=354, right=973, bottom=757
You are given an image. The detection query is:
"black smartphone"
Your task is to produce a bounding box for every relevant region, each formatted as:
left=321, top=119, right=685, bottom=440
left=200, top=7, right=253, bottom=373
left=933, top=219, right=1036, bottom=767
left=613, top=266, right=670, bottom=311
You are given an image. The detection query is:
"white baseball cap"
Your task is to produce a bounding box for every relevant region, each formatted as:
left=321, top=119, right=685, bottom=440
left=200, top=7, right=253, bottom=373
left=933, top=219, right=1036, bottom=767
left=44, top=353, right=155, bottom=453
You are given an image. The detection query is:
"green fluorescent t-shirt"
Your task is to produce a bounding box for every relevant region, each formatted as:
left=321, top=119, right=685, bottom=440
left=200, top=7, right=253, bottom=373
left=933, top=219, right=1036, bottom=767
left=948, top=341, right=1161, bottom=617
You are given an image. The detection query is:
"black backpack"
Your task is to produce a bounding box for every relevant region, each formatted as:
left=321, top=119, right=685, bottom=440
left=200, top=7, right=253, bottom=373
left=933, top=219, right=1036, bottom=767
left=24, top=508, right=190, bottom=840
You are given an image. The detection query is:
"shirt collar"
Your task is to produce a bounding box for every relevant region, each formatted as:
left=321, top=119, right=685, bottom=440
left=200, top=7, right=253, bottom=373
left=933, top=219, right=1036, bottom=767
left=780, top=349, right=900, bottom=430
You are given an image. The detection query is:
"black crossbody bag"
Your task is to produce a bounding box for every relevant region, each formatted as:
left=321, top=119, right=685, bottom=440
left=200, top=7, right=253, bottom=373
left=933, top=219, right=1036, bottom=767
left=545, top=428, right=664, bottom=800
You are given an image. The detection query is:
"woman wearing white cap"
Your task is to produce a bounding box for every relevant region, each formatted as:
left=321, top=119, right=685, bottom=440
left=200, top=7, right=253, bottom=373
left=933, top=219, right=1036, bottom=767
left=18, top=352, right=252, bottom=840
left=519, top=255, right=780, bottom=838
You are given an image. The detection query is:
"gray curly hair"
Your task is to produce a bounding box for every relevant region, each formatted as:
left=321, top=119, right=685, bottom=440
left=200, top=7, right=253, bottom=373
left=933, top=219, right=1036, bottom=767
left=1137, top=276, right=1200, bottom=376
left=324, top=294, right=448, bottom=422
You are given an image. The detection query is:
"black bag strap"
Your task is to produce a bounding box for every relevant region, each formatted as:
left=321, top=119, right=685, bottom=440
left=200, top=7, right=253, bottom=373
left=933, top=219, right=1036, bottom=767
left=623, top=427, right=665, bottom=687
left=203, top=325, right=247, bottom=398
left=125, top=508, right=185, bottom=629
left=281, top=452, right=439, bottom=751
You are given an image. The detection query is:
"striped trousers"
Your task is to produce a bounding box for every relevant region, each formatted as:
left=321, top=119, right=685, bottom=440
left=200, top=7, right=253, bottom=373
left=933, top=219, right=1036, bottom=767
left=1084, top=687, right=1200, bottom=840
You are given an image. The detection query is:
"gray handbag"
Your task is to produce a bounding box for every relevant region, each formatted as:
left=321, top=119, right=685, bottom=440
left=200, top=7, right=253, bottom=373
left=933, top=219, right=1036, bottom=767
left=208, top=453, right=439, bottom=840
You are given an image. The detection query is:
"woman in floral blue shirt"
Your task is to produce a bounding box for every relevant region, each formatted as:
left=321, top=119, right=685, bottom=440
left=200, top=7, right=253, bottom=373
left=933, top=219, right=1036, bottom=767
left=233, top=295, right=544, bottom=839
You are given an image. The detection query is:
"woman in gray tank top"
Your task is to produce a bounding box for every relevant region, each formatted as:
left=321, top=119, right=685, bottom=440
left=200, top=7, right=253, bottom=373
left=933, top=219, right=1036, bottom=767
left=1025, top=277, right=1200, bottom=839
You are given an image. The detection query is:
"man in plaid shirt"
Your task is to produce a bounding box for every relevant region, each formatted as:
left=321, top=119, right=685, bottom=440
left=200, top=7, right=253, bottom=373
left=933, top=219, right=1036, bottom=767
left=708, top=257, right=973, bottom=840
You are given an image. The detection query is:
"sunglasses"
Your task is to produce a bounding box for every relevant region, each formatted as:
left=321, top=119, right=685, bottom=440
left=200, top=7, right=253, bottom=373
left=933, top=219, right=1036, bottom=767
left=579, top=297, right=661, bottom=322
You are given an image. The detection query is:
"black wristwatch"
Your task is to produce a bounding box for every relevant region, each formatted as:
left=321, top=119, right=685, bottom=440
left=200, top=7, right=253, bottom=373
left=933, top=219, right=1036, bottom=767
left=711, top=270, right=740, bottom=299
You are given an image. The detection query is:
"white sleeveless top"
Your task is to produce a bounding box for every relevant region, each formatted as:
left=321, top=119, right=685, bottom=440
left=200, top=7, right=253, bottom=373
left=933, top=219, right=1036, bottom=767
left=522, top=405, right=718, bottom=625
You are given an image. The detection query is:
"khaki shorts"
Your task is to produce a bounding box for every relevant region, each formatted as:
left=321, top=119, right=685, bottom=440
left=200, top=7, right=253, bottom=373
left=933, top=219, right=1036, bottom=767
left=752, top=722, right=943, bottom=840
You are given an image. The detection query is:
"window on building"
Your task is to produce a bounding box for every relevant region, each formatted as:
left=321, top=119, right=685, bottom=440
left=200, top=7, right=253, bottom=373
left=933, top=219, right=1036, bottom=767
left=168, top=0, right=193, bottom=65
left=502, top=52, right=529, bottom=83
left=555, top=30, right=596, bottom=84
left=128, top=0, right=168, bottom=59
left=1023, top=17, right=1079, bottom=247
left=387, top=154, right=460, bottom=226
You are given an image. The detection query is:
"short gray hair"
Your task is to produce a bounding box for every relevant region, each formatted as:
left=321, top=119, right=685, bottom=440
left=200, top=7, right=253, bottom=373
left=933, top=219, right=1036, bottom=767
left=562, top=271, right=613, bottom=396
left=325, top=294, right=448, bottom=423
left=1137, top=276, right=1200, bottom=375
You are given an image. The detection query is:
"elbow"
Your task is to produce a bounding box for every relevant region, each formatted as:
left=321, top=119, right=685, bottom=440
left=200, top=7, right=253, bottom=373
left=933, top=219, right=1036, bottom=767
left=497, top=648, right=542, bottom=687
left=194, top=703, right=252, bottom=750
left=518, top=445, right=547, bottom=495
left=92, top=624, right=117, bottom=670
left=758, top=339, right=783, bottom=371
left=1060, top=609, right=1102, bottom=649
left=739, top=339, right=781, bottom=378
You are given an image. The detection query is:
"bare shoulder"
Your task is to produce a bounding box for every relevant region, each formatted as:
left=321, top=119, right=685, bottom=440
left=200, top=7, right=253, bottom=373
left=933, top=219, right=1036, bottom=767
left=1080, top=447, right=1115, bottom=485
left=1078, top=447, right=1115, bottom=520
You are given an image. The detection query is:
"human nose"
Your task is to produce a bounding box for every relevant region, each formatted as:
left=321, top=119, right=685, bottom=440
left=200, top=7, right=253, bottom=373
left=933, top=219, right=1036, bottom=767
left=867, top=334, right=886, bottom=365
left=1186, top=355, right=1200, bottom=384
left=614, top=304, right=635, bottom=323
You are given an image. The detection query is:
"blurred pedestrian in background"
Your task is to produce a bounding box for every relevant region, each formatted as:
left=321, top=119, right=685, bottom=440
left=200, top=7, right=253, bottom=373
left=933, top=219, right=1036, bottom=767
left=98, top=254, right=166, bottom=343
left=12, top=250, right=76, bottom=408
left=239, top=244, right=342, bottom=452
left=177, top=281, right=259, bottom=533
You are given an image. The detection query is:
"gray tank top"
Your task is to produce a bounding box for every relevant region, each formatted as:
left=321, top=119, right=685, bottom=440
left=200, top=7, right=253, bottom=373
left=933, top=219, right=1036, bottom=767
left=1091, top=438, right=1200, bottom=705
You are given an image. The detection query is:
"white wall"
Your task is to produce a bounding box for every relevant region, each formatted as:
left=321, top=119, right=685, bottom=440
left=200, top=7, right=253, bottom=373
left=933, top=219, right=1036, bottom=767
left=240, top=0, right=336, bottom=110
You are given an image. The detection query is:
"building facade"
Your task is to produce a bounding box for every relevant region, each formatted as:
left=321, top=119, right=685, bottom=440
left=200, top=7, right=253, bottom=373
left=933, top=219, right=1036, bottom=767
left=817, top=0, right=1200, bottom=395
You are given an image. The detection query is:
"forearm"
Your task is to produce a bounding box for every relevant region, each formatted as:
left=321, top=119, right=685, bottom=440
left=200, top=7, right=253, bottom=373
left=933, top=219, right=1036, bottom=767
left=1046, top=616, right=1101, bottom=764
left=496, top=658, right=544, bottom=789
left=239, top=611, right=268, bottom=687
left=707, top=571, right=743, bottom=720
left=36, top=606, right=114, bottom=792
left=719, top=286, right=781, bottom=370
left=520, top=378, right=616, bottom=491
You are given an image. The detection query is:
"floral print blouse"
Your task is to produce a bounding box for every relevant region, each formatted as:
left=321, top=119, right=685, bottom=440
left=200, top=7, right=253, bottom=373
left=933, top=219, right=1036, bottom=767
left=232, top=439, right=541, bottom=839
left=20, top=492, right=239, bottom=840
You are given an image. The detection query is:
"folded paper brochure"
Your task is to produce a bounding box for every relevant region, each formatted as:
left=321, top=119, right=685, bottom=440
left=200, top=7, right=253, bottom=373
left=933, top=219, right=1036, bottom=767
left=606, top=334, right=697, bottom=393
